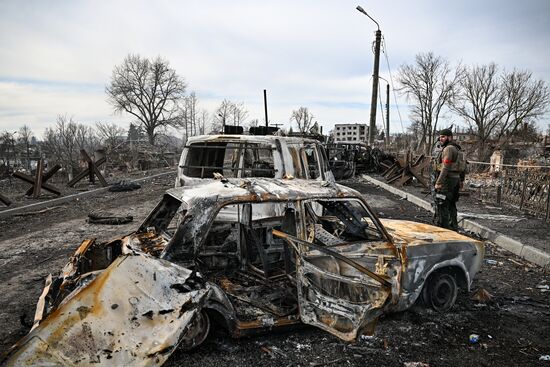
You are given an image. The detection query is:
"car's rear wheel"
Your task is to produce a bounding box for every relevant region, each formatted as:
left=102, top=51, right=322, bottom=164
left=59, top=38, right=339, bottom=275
left=179, top=310, right=210, bottom=351
left=422, top=271, right=458, bottom=312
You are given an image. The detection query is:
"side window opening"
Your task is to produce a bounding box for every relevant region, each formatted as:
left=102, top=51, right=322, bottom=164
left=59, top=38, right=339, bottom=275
left=182, top=142, right=240, bottom=178
left=288, top=146, right=304, bottom=178
left=198, top=204, right=241, bottom=272
left=195, top=202, right=293, bottom=279
left=182, top=142, right=276, bottom=178
left=303, top=199, right=384, bottom=246
left=302, top=147, right=321, bottom=179
left=242, top=143, right=276, bottom=178
left=208, top=202, right=298, bottom=319
left=140, top=194, right=184, bottom=236
left=241, top=203, right=289, bottom=279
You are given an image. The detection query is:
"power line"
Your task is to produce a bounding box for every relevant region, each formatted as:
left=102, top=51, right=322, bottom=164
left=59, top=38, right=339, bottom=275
left=381, top=35, right=405, bottom=133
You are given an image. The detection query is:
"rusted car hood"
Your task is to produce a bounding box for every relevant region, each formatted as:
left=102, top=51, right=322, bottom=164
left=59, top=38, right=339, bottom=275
left=380, top=219, right=481, bottom=245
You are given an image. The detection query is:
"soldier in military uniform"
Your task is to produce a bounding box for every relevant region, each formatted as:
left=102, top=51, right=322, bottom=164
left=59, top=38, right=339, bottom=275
left=432, top=128, right=466, bottom=230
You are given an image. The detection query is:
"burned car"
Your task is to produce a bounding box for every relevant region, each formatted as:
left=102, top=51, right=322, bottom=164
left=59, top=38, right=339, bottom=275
left=2, top=178, right=484, bottom=366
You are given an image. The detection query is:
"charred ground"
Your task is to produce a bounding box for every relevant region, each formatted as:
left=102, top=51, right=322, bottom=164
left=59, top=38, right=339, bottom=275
left=0, top=175, right=548, bottom=366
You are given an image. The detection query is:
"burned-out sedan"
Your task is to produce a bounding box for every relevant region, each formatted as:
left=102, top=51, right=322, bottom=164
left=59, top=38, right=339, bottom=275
left=2, top=178, right=484, bottom=366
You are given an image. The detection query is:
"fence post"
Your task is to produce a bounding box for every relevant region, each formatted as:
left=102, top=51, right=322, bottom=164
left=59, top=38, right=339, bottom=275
left=496, top=184, right=502, bottom=206
left=519, top=172, right=528, bottom=210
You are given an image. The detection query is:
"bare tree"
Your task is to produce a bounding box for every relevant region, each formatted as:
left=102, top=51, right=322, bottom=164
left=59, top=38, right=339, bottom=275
left=231, top=101, right=248, bottom=126
left=179, top=92, right=199, bottom=141
left=246, top=118, right=260, bottom=128
left=212, top=99, right=232, bottom=133
left=43, top=115, right=99, bottom=179
left=397, top=52, right=461, bottom=153
left=497, top=69, right=550, bottom=139
left=452, top=65, right=550, bottom=159
left=452, top=64, right=506, bottom=159
left=127, top=123, right=144, bottom=142
left=96, top=122, right=126, bottom=151
left=198, top=109, right=209, bottom=135
left=106, top=54, right=187, bottom=145
left=17, top=125, right=34, bottom=170
left=213, top=99, right=248, bottom=133
left=0, top=131, right=16, bottom=178
left=290, top=107, right=315, bottom=133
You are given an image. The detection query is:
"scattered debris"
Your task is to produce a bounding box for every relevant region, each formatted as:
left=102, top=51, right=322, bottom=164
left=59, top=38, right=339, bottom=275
left=469, top=334, right=480, bottom=344
left=459, top=213, right=526, bottom=222
left=260, top=345, right=287, bottom=359
left=508, top=258, right=524, bottom=266
left=13, top=206, right=63, bottom=217
left=310, top=357, right=346, bottom=366
left=0, top=192, right=12, bottom=206
left=108, top=180, right=141, bottom=192
left=471, top=288, right=493, bottom=303
left=87, top=211, right=133, bottom=225
left=381, top=153, right=429, bottom=188
left=404, top=362, right=430, bottom=367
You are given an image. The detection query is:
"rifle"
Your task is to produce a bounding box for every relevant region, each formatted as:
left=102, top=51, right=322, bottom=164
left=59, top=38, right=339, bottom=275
left=429, top=142, right=446, bottom=225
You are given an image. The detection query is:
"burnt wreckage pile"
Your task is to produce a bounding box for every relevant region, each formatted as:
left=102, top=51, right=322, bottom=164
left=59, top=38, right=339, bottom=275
left=380, top=153, right=432, bottom=188
left=1, top=178, right=484, bottom=366
left=325, top=143, right=396, bottom=180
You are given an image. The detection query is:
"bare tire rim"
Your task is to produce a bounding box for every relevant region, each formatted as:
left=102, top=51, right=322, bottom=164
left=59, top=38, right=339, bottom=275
left=429, top=274, right=457, bottom=312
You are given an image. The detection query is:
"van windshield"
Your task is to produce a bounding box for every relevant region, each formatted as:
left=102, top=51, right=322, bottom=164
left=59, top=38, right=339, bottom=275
left=181, top=142, right=276, bottom=179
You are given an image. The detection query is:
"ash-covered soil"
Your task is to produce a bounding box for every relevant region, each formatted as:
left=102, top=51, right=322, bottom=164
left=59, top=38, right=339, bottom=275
left=1, top=176, right=548, bottom=367
left=376, top=174, right=550, bottom=254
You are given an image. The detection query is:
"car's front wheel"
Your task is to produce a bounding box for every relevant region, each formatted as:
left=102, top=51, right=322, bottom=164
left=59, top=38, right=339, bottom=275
left=422, top=271, right=458, bottom=312
left=178, top=310, right=210, bottom=351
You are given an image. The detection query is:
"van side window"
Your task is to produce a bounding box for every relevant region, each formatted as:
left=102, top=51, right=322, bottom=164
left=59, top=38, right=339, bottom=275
left=182, top=142, right=241, bottom=178
left=302, top=147, right=320, bottom=179
left=287, top=146, right=304, bottom=178
left=242, top=144, right=276, bottom=178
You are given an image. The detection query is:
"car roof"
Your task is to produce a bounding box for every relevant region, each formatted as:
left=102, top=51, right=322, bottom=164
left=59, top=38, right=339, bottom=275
left=186, top=134, right=321, bottom=145
left=165, top=178, right=361, bottom=206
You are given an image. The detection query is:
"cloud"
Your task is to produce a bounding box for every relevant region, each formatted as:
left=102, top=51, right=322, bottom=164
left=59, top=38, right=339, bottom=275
left=0, top=81, right=128, bottom=136
left=0, top=0, right=549, bottom=136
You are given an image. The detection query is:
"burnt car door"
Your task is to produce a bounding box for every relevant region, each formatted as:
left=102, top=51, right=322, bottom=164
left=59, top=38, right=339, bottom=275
left=274, top=197, right=401, bottom=341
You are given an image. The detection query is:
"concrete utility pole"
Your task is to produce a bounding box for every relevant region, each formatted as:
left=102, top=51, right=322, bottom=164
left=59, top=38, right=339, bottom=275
left=356, top=6, right=381, bottom=146
left=379, top=76, right=390, bottom=147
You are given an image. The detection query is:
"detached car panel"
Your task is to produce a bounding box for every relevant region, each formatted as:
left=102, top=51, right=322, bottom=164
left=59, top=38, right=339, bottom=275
left=4, top=253, right=210, bottom=367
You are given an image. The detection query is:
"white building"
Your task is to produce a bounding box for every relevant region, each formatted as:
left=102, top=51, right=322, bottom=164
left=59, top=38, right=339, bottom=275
left=332, top=123, right=368, bottom=143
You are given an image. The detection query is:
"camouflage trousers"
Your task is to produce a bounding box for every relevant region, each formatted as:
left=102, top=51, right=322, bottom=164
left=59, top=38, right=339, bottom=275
left=434, top=176, right=461, bottom=231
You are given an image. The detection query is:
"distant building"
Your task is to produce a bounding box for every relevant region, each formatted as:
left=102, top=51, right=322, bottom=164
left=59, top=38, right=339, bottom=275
left=332, top=123, right=368, bottom=143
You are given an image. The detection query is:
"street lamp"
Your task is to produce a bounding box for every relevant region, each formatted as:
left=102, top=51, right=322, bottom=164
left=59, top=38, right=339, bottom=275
left=356, top=6, right=379, bottom=30
left=356, top=5, right=382, bottom=147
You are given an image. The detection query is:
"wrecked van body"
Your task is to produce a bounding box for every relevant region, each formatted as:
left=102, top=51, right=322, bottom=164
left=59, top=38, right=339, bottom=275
left=2, top=178, right=484, bottom=366
left=176, top=134, right=334, bottom=187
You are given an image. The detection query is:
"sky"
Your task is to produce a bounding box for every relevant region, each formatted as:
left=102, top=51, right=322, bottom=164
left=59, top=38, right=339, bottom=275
left=1, top=0, right=549, bottom=139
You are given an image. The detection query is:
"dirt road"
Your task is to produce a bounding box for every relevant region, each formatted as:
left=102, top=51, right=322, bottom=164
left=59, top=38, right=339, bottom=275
left=1, top=176, right=548, bottom=366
